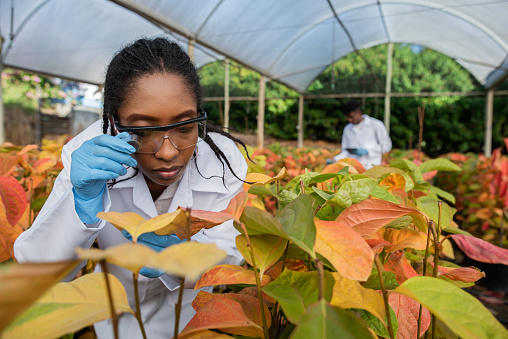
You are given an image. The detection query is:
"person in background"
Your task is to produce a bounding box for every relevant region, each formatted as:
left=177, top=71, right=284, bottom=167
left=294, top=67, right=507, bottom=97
left=332, top=100, right=392, bottom=169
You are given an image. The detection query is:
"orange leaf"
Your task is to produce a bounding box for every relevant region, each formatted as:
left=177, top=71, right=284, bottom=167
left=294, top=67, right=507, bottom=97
left=0, top=155, right=20, bottom=177
left=222, top=191, right=248, bottom=221
left=379, top=173, right=406, bottom=191
left=384, top=250, right=418, bottom=284
left=365, top=239, right=394, bottom=253
left=314, top=220, right=374, bottom=281
left=336, top=199, right=427, bottom=238
left=18, top=144, right=39, bottom=155
left=384, top=228, right=428, bottom=253
left=32, top=158, right=57, bottom=173
left=194, top=265, right=270, bottom=289
left=238, top=286, right=276, bottom=307
left=430, top=262, right=486, bottom=283
left=179, top=209, right=235, bottom=239
left=180, top=295, right=263, bottom=339
left=0, top=177, right=28, bottom=227
left=192, top=291, right=271, bottom=331
left=388, top=292, right=430, bottom=339
left=451, top=234, right=508, bottom=265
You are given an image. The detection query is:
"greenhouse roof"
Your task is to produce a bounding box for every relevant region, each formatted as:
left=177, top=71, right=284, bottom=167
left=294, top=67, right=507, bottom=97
left=1, top=0, right=508, bottom=92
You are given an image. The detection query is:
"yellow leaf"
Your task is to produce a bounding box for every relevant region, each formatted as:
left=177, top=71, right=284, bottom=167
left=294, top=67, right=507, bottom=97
left=3, top=273, right=133, bottom=339
left=246, top=167, right=287, bottom=186
left=0, top=261, right=79, bottom=333
left=98, top=210, right=187, bottom=242
left=76, top=243, right=157, bottom=273
left=330, top=272, right=387, bottom=326
left=149, top=242, right=227, bottom=280
left=384, top=228, right=428, bottom=253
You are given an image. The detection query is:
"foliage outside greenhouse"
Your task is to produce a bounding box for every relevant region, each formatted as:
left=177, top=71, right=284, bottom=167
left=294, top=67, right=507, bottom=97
left=1, top=137, right=508, bottom=338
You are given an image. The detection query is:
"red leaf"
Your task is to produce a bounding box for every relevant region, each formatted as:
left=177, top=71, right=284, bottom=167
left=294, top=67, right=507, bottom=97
left=451, top=234, right=508, bottom=265
left=389, top=292, right=430, bottom=339
left=194, top=265, right=270, bottom=289
left=0, top=155, right=20, bottom=177
left=430, top=262, right=485, bottom=283
left=365, top=239, right=394, bottom=252
left=180, top=294, right=264, bottom=338
left=336, top=199, right=427, bottom=238
left=222, top=191, right=248, bottom=222
left=384, top=250, right=418, bottom=284
left=0, top=177, right=28, bottom=227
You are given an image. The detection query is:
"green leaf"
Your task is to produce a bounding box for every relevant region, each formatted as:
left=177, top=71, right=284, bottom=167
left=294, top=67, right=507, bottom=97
left=262, top=269, right=335, bottom=323
left=358, top=307, right=398, bottom=338
left=362, top=269, right=399, bottom=290
left=30, top=196, right=48, bottom=212
left=395, top=276, right=508, bottom=339
left=329, top=190, right=352, bottom=209
left=441, top=226, right=472, bottom=236
left=291, top=300, right=373, bottom=339
left=419, top=158, right=461, bottom=174
left=385, top=215, right=413, bottom=229
left=236, top=234, right=288, bottom=276
left=370, top=186, right=400, bottom=204
left=308, top=173, right=344, bottom=185
left=416, top=196, right=455, bottom=228
left=340, top=178, right=379, bottom=204
left=429, top=185, right=456, bottom=204
left=278, top=189, right=299, bottom=209
left=276, top=195, right=316, bottom=257
left=363, top=166, right=414, bottom=192
left=312, top=187, right=335, bottom=201
left=239, top=206, right=286, bottom=237
left=248, top=185, right=274, bottom=196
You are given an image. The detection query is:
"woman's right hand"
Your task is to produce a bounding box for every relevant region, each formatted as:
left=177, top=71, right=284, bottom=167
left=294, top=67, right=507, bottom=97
left=70, top=132, right=137, bottom=223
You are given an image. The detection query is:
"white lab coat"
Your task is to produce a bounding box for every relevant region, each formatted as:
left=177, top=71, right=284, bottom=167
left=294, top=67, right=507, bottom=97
left=333, top=115, right=392, bottom=169
left=14, top=120, right=247, bottom=339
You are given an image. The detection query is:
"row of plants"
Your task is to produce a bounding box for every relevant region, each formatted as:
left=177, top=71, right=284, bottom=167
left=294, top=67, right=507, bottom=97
left=1, top=137, right=508, bottom=338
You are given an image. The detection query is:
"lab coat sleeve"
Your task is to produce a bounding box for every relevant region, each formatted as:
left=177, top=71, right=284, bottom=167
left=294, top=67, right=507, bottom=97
left=13, top=138, right=110, bottom=280
left=333, top=126, right=352, bottom=161
left=367, top=119, right=392, bottom=159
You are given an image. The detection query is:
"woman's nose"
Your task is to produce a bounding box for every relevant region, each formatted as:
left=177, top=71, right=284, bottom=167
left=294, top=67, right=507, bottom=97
left=154, top=137, right=179, bottom=161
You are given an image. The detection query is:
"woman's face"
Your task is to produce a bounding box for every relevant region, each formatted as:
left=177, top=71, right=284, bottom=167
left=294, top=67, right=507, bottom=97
left=116, top=72, right=198, bottom=198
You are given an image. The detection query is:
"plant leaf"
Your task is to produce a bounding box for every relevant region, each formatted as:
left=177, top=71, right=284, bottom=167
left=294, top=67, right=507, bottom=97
left=195, top=265, right=271, bottom=289
left=314, top=220, right=373, bottom=281
left=264, top=259, right=309, bottom=281
left=239, top=206, right=286, bottom=237
left=191, top=291, right=271, bottom=337
left=395, top=276, right=508, bottom=339
left=362, top=268, right=399, bottom=290
left=419, top=158, right=461, bottom=174
left=451, top=234, right=508, bottom=265
left=388, top=290, right=430, bottom=339
left=384, top=228, right=428, bottom=253
left=96, top=211, right=149, bottom=242
left=246, top=167, right=287, bottom=186
left=416, top=196, right=455, bottom=229
left=180, top=295, right=263, bottom=339
left=0, top=261, right=79, bottom=333
left=262, top=268, right=335, bottom=323
left=336, top=199, right=427, bottom=238
left=364, top=166, right=414, bottom=192
left=148, top=242, right=227, bottom=280
left=0, top=176, right=28, bottom=227
left=330, top=272, right=386, bottom=326
left=370, top=186, right=400, bottom=204
left=276, top=195, right=316, bottom=257
left=236, top=234, right=288, bottom=276
left=358, top=307, right=398, bottom=339
left=3, top=272, right=133, bottom=339
left=75, top=243, right=156, bottom=273
left=291, top=299, right=373, bottom=339
left=384, top=250, right=418, bottom=284
left=340, top=178, right=379, bottom=204
left=430, top=262, right=485, bottom=283
left=429, top=185, right=456, bottom=204
left=222, top=190, right=248, bottom=221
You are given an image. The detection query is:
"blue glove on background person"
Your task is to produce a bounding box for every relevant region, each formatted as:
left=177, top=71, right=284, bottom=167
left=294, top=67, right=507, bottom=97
left=356, top=148, right=368, bottom=156
left=121, top=230, right=185, bottom=278
left=70, top=132, right=137, bottom=224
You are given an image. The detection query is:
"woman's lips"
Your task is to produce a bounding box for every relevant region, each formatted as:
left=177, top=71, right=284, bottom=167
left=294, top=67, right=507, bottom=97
left=154, top=166, right=181, bottom=180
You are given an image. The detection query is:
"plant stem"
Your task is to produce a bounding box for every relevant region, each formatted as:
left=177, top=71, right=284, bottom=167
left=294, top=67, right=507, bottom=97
left=429, top=221, right=440, bottom=339
left=174, top=208, right=193, bottom=339
left=240, top=223, right=270, bottom=339
left=499, top=206, right=507, bottom=247
left=419, top=220, right=433, bottom=337
left=315, top=258, right=324, bottom=301
left=276, top=180, right=280, bottom=211
left=374, top=256, right=394, bottom=339
left=174, top=277, right=186, bottom=339
left=132, top=273, right=147, bottom=339
left=100, top=260, right=119, bottom=339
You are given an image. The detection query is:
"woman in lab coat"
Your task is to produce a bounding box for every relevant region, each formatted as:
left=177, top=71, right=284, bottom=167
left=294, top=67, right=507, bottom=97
left=14, top=37, right=248, bottom=338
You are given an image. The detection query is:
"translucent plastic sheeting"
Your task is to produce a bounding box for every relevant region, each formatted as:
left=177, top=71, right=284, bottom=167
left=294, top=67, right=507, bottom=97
left=1, top=0, right=508, bottom=91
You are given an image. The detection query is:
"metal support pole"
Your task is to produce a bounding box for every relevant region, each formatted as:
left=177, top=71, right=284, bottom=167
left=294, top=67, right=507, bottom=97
left=224, top=58, right=230, bottom=129
left=384, top=42, right=393, bottom=134
left=297, top=94, right=304, bottom=148
left=484, top=88, right=494, bottom=157
left=188, top=38, right=195, bottom=63
left=257, top=76, right=266, bottom=150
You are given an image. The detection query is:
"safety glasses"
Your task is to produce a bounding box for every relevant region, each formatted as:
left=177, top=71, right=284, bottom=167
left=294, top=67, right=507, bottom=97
left=113, top=108, right=207, bottom=154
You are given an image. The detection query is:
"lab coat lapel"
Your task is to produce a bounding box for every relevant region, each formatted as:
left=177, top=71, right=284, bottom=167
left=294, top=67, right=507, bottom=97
left=132, top=172, right=158, bottom=218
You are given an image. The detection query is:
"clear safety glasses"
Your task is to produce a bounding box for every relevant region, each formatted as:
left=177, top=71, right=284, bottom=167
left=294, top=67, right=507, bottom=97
left=113, top=108, right=207, bottom=154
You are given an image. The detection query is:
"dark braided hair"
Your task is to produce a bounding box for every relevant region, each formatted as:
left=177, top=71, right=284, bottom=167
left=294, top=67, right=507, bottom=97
left=102, top=37, right=252, bottom=187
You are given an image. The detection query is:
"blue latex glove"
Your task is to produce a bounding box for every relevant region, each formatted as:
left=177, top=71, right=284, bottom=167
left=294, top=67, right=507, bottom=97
left=121, top=230, right=185, bottom=278
left=71, top=132, right=137, bottom=223
left=326, top=159, right=334, bottom=165
left=356, top=148, right=368, bottom=156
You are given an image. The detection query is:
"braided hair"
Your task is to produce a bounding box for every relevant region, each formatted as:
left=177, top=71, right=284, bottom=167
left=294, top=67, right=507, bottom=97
left=102, top=37, right=251, bottom=187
